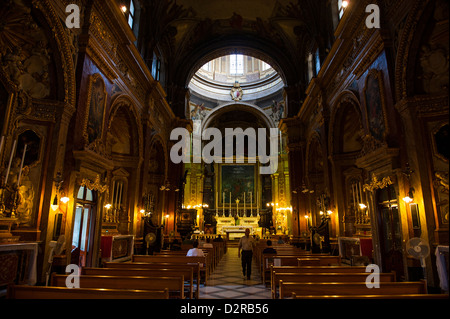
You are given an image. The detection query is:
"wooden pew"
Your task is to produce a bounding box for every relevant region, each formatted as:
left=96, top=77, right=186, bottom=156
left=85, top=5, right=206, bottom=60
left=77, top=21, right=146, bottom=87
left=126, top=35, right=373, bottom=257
left=132, top=255, right=210, bottom=285
left=272, top=271, right=396, bottom=299
left=270, top=265, right=368, bottom=290
left=51, top=273, right=185, bottom=299
left=291, top=293, right=450, bottom=299
left=81, top=267, right=194, bottom=299
left=278, top=280, right=428, bottom=299
left=104, top=261, right=201, bottom=299
left=297, top=256, right=341, bottom=266
left=7, top=284, right=169, bottom=299
left=261, top=254, right=339, bottom=284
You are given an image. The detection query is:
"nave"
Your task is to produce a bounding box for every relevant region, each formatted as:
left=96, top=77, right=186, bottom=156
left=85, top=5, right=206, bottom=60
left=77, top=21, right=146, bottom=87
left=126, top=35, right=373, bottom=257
left=199, top=247, right=271, bottom=299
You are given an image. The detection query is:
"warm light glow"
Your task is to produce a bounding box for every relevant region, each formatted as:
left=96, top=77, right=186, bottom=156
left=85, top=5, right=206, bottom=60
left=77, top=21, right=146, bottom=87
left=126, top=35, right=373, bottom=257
left=266, top=203, right=270, bottom=207
left=51, top=204, right=59, bottom=211
left=104, top=203, right=112, bottom=209
left=327, top=210, right=333, bottom=215
left=342, top=1, right=349, bottom=8
left=140, top=209, right=145, bottom=214
left=403, top=196, right=413, bottom=203
left=319, top=211, right=324, bottom=215
left=60, top=197, right=70, bottom=204
left=359, top=203, right=367, bottom=209
left=165, top=214, right=170, bottom=218
left=304, top=215, right=309, bottom=219
left=120, top=5, right=127, bottom=13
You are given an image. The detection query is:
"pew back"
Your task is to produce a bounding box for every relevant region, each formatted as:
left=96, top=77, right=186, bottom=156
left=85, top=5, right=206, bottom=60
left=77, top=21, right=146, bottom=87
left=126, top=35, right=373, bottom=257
left=272, top=272, right=396, bottom=298
left=51, top=274, right=185, bottom=299
left=278, top=280, right=427, bottom=299
left=7, top=284, right=169, bottom=299
left=81, top=267, right=194, bottom=299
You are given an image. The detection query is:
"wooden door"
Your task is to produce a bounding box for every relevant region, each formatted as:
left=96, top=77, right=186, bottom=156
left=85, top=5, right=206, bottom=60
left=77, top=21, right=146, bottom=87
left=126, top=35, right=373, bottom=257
left=377, top=185, right=404, bottom=279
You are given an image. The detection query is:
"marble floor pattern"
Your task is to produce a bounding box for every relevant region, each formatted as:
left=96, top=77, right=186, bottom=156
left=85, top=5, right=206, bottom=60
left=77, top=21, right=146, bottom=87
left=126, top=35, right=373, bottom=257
left=199, top=247, right=272, bottom=299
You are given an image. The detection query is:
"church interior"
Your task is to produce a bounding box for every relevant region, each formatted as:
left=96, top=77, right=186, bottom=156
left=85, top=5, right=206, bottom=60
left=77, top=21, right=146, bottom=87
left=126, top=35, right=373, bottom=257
left=0, top=0, right=449, bottom=301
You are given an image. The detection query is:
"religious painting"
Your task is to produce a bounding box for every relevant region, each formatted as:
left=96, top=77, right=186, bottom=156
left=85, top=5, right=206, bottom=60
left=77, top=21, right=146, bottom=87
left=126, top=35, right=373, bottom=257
left=433, top=124, right=449, bottom=162
left=363, top=70, right=387, bottom=142
left=221, top=165, right=255, bottom=204
left=85, top=74, right=107, bottom=145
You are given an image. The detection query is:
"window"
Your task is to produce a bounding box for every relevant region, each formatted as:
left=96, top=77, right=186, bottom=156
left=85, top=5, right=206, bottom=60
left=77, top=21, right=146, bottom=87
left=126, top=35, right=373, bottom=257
left=202, top=61, right=212, bottom=72
left=315, top=49, right=321, bottom=75
left=152, top=53, right=161, bottom=81
left=128, top=0, right=135, bottom=29
left=230, top=54, right=244, bottom=75
left=307, top=52, right=314, bottom=82
left=338, top=0, right=348, bottom=19
left=261, top=61, right=270, bottom=71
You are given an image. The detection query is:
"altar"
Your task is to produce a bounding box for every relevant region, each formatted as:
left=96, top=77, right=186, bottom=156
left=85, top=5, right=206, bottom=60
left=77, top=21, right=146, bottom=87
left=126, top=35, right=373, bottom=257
left=215, top=216, right=260, bottom=239
left=222, top=226, right=252, bottom=240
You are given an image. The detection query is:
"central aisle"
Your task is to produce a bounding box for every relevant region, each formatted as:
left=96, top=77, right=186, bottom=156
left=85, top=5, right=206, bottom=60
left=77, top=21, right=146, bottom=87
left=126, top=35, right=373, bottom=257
left=199, top=247, right=272, bottom=299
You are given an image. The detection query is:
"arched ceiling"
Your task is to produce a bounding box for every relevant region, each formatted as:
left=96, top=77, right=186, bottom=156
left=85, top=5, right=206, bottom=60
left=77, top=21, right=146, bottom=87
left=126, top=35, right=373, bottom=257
left=139, top=0, right=335, bottom=117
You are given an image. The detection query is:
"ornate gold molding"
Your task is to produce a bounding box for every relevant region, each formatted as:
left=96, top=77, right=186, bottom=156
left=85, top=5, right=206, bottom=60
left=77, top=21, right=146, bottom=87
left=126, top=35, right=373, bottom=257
left=363, top=174, right=394, bottom=193
left=80, top=175, right=109, bottom=194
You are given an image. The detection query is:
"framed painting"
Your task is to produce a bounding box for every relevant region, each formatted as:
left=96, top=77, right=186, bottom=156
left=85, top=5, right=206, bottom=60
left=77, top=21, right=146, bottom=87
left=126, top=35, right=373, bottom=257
left=363, top=69, right=388, bottom=142
left=84, top=74, right=107, bottom=145
left=221, top=164, right=255, bottom=204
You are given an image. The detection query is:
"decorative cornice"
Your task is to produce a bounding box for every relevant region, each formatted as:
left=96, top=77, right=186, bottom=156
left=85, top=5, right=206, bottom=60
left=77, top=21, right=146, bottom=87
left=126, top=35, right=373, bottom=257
left=363, top=174, right=394, bottom=193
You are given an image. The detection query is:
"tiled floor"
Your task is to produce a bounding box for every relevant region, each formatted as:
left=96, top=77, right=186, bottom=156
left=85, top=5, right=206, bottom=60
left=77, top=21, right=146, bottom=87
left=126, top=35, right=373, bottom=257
left=199, top=247, right=272, bottom=299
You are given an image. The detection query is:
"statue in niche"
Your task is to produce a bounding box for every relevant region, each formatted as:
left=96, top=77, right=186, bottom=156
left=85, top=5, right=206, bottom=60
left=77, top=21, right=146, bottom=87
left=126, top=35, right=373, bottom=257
left=16, top=166, right=34, bottom=225
left=419, top=44, right=449, bottom=94
left=190, top=103, right=207, bottom=121
left=270, top=100, right=284, bottom=123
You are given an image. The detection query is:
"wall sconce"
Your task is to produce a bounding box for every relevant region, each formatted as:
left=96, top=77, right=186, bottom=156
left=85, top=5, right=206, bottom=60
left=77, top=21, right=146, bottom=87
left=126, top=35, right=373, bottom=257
left=402, top=163, right=415, bottom=203
left=51, top=195, right=59, bottom=211
left=61, top=196, right=70, bottom=204
left=359, top=203, right=367, bottom=209
left=403, top=188, right=415, bottom=203
left=104, top=203, right=112, bottom=209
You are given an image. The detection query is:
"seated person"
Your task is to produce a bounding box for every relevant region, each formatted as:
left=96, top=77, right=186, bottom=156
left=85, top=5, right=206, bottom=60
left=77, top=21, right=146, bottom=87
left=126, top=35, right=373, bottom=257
left=202, top=238, right=213, bottom=248
left=186, top=241, right=205, bottom=257
left=171, top=239, right=181, bottom=251
left=277, top=236, right=285, bottom=244
left=262, top=240, right=277, bottom=254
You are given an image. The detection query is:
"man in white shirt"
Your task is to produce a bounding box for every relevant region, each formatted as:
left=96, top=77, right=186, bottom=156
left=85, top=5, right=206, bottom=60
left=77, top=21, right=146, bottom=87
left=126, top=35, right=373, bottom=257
left=238, top=228, right=255, bottom=280
left=186, top=241, right=205, bottom=257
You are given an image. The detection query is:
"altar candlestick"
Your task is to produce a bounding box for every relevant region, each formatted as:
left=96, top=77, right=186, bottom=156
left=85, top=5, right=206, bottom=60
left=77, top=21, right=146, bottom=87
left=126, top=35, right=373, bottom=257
left=113, top=181, right=117, bottom=207
left=4, top=140, right=17, bottom=185
left=358, top=182, right=363, bottom=204
left=17, top=144, right=27, bottom=186
left=216, top=192, right=218, bottom=214
left=118, top=182, right=123, bottom=208
left=0, top=136, right=4, bottom=156
left=352, top=184, right=356, bottom=207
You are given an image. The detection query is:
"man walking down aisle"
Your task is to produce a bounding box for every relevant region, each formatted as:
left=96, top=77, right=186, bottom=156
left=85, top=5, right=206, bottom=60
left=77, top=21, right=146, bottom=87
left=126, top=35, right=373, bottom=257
left=238, top=228, right=255, bottom=280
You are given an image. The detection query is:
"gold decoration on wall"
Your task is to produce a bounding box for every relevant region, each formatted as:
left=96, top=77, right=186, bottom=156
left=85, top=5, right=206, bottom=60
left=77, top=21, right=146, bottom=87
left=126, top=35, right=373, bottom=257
left=80, top=175, right=108, bottom=194
left=363, top=174, right=393, bottom=193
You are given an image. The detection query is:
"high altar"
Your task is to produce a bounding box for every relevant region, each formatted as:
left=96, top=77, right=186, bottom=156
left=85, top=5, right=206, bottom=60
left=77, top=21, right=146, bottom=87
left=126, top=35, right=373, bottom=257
left=215, top=216, right=261, bottom=239
left=182, top=162, right=292, bottom=236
